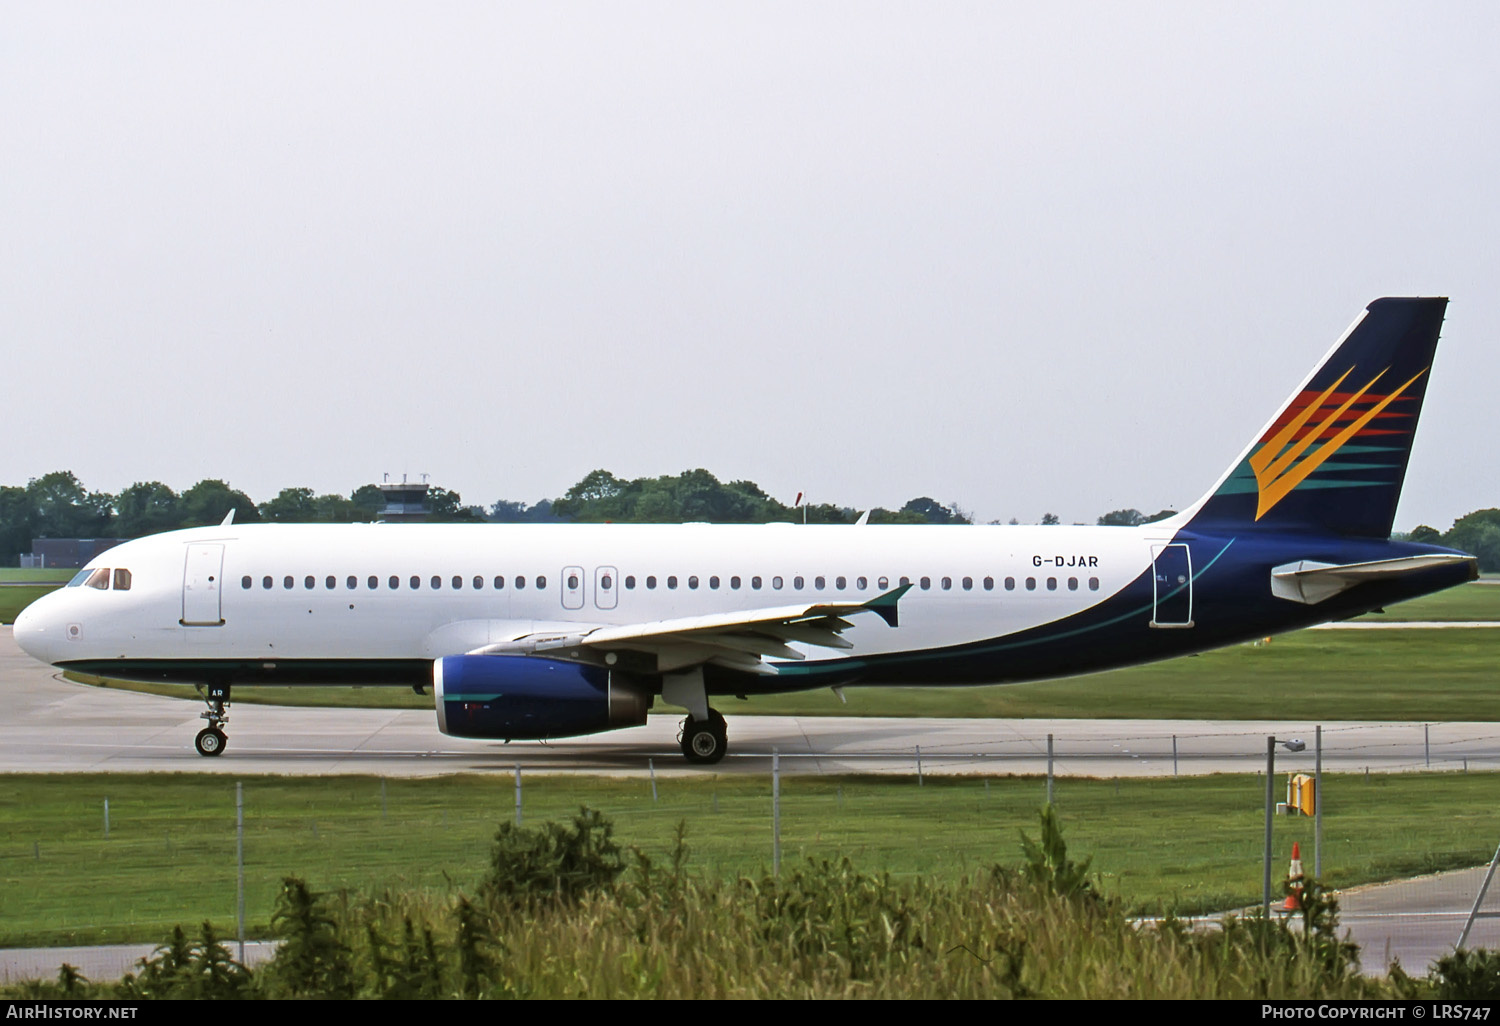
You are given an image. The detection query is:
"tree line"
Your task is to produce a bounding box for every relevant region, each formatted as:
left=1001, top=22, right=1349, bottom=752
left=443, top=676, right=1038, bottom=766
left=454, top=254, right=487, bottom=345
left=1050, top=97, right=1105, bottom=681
left=0, top=469, right=976, bottom=566
left=3, top=468, right=1493, bottom=570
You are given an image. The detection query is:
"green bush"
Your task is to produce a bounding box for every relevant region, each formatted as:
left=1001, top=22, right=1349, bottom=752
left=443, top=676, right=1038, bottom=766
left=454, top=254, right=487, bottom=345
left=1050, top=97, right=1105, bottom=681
left=480, top=806, right=626, bottom=907
left=1431, top=948, right=1500, bottom=999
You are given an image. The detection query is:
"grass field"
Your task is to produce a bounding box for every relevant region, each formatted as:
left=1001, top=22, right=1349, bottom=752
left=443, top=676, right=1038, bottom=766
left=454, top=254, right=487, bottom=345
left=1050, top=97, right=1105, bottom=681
left=0, top=770, right=1494, bottom=947
left=0, top=568, right=72, bottom=625
left=1384, top=580, right=1500, bottom=620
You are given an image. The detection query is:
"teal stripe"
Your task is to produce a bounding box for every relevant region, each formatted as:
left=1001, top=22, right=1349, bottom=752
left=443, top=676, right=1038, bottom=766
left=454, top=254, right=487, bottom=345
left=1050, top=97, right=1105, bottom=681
left=777, top=539, right=1237, bottom=676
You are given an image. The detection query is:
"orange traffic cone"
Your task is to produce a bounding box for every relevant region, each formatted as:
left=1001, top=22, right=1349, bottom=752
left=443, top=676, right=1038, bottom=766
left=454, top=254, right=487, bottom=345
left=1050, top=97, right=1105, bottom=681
left=1282, top=841, right=1304, bottom=911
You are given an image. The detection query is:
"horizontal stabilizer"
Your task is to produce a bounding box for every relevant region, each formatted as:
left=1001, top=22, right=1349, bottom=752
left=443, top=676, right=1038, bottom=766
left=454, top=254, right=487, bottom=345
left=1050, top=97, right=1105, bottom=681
left=1270, top=554, right=1476, bottom=605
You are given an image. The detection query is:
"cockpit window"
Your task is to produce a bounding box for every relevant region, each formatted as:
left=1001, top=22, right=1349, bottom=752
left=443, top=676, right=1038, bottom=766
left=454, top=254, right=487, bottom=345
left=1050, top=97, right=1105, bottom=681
left=85, top=568, right=111, bottom=590
left=113, top=568, right=132, bottom=591
left=67, top=569, right=92, bottom=587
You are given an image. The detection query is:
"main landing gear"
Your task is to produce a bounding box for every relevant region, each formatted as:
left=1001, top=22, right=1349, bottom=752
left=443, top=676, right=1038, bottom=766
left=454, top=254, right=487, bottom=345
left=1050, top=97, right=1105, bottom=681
left=663, top=668, right=728, bottom=765
left=679, top=709, right=727, bottom=765
left=194, top=683, right=231, bottom=757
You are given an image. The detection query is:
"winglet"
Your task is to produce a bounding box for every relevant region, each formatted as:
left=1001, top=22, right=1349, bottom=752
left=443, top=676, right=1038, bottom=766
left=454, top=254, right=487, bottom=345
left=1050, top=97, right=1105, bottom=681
left=220, top=509, right=236, bottom=527
left=862, top=583, right=912, bottom=627
left=854, top=510, right=871, bottom=526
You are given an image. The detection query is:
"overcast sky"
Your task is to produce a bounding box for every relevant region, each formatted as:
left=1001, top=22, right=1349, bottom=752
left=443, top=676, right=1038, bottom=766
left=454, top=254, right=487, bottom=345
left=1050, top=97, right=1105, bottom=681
left=3, top=2, right=1495, bottom=529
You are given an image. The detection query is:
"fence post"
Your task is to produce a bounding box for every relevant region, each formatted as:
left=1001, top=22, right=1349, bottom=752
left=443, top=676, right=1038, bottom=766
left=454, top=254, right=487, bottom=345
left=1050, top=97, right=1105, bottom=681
left=514, top=766, right=522, bottom=827
left=916, top=744, right=923, bottom=786
left=1046, top=733, right=1055, bottom=806
left=237, top=781, right=246, bottom=963
left=1314, top=726, right=1323, bottom=880
left=649, top=759, right=658, bottom=802
left=772, top=748, right=781, bottom=877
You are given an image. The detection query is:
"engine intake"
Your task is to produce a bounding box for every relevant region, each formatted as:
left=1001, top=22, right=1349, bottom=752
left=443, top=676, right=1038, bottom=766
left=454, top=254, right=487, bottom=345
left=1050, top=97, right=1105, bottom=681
left=433, top=655, right=650, bottom=740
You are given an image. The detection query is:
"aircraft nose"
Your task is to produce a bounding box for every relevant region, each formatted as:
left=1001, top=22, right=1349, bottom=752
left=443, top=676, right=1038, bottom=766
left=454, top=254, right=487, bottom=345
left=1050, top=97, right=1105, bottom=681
left=12, top=599, right=62, bottom=666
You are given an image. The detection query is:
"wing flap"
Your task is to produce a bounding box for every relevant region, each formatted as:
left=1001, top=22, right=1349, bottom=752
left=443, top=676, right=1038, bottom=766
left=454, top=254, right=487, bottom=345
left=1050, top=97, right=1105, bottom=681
left=468, top=585, right=910, bottom=674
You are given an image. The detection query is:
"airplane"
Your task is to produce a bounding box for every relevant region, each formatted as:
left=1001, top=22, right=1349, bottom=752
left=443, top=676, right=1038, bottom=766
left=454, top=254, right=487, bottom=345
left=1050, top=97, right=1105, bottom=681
left=12, top=297, right=1477, bottom=764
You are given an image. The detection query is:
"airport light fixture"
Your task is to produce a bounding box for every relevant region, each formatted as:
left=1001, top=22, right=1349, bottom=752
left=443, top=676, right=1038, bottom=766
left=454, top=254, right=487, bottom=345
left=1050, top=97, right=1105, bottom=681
left=1264, top=735, right=1307, bottom=916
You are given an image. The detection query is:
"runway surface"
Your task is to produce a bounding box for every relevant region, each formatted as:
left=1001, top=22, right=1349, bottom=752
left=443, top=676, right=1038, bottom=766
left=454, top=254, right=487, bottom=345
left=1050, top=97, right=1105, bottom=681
left=4, top=627, right=1500, bottom=777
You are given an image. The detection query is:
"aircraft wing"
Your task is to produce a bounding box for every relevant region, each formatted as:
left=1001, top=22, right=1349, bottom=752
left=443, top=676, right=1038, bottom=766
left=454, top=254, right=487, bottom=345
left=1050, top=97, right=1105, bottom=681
left=469, top=584, right=911, bottom=674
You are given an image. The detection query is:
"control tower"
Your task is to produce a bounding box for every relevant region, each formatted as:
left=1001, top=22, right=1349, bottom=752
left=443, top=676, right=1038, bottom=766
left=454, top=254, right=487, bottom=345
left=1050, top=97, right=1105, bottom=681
left=377, top=476, right=430, bottom=522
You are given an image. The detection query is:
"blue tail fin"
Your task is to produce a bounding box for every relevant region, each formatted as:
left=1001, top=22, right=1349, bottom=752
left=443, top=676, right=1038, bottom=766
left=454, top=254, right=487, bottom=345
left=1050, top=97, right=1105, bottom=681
left=1184, top=297, right=1447, bottom=538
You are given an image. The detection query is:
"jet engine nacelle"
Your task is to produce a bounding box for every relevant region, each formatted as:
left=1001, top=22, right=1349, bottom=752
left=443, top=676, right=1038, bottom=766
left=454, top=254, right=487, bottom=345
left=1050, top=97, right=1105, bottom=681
left=433, top=655, right=651, bottom=740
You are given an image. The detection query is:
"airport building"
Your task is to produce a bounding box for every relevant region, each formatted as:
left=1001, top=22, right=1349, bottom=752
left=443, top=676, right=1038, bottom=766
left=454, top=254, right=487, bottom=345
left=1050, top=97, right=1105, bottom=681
left=21, top=537, right=123, bottom=569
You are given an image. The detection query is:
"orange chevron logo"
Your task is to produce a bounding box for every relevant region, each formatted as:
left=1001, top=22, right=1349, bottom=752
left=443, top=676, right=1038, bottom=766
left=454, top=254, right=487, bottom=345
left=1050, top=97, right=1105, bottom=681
left=1250, top=364, right=1428, bottom=519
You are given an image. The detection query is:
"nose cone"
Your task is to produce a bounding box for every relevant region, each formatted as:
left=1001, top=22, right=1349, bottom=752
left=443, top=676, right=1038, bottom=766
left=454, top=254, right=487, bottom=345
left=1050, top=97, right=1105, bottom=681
left=13, top=596, right=63, bottom=666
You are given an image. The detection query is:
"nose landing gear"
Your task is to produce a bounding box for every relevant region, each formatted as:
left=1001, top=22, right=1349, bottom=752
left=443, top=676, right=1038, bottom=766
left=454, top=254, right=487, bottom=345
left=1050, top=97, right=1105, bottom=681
left=194, top=682, right=231, bottom=757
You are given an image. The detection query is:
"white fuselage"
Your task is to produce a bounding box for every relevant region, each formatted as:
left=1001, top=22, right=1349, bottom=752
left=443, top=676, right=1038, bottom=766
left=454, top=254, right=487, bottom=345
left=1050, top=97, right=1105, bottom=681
left=16, top=521, right=1160, bottom=672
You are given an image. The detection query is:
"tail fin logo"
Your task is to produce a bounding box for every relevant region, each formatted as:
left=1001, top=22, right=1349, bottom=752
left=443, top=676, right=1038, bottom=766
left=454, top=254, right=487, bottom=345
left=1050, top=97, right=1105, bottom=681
left=1250, top=364, right=1428, bottom=520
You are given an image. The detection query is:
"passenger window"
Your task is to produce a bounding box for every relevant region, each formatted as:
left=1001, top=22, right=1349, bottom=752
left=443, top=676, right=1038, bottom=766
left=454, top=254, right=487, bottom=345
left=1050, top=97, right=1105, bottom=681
left=113, top=569, right=132, bottom=591
left=306, top=576, right=316, bottom=590
left=646, top=576, right=656, bottom=589
left=1005, top=577, right=1016, bottom=591
left=793, top=576, right=804, bottom=590
left=1025, top=577, right=1036, bottom=591
left=1089, top=577, right=1100, bottom=591
left=367, top=576, right=378, bottom=590
left=1068, top=577, right=1078, bottom=591
left=536, top=576, right=546, bottom=589
left=687, top=576, right=698, bottom=589
left=667, top=576, right=678, bottom=589
left=474, top=575, right=484, bottom=590
left=962, top=577, right=972, bottom=590
left=262, top=576, right=273, bottom=590
left=284, top=575, right=294, bottom=589
left=516, top=576, right=527, bottom=589
left=568, top=573, right=579, bottom=589
left=814, top=576, right=826, bottom=590
left=410, top=575, right=421, bottom=589
left=877, top=577, right=889, bottom=589
left=919, top=577, right=930, bottom=590
left=772, top=576, right=783, bottom=590
left=347, top=576, right=358, bottom=590
left=431, top=576, right=442, bottom=590
left=983, top=576, right=994, bottom=591
left=624, top=575, right=635, bottom=589
left=899, top=576, right=910, bottom=587
left=751, top=576, right=762, bottom=590
left=730, top=576, right=741, bottom=589
left=389, top=576, right=400, bottom=590
left=494, top=576, right=505, bottom=589
left=709, top=576, right=719, bottom=589
left=452, top=575, right=462, bottom=590
left=601, top=575, right=612, bottom=590
left=835, top=576, right=846, bottom=589
left=326, top=576, right=336, bottom=590
left=1047, top=577, right=1057, bottom=591
left=241, top=576, right=252, bottom=589
left=941, top=577, right=952, bottom=590
left=857, top=576, right=868, bottom=590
